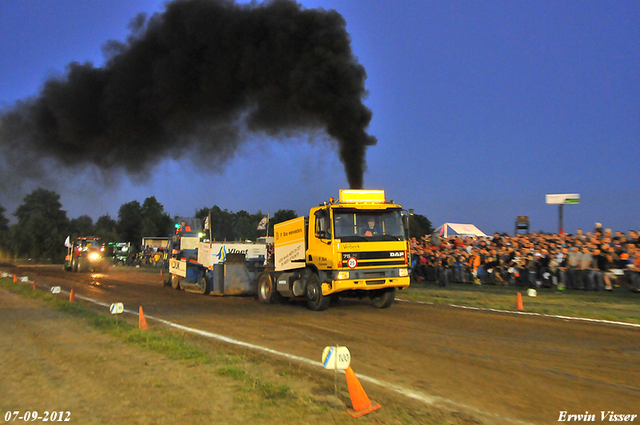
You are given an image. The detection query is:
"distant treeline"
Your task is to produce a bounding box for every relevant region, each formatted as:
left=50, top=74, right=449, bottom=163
left=0, top=188, right=433, bottom=263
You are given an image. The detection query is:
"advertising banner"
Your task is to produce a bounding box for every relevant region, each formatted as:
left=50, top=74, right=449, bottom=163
left=197, top=241, right=267, bottom=266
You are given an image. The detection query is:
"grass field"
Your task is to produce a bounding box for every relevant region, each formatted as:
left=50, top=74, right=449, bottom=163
left=400, top=279, right=640, bottom=325
left=1, top=272, right=638, bottom=424
left=0, top=276, right=482, bottom=425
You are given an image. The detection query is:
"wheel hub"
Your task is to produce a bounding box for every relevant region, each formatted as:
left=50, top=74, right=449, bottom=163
left=307, top=284, right=318, bottom=301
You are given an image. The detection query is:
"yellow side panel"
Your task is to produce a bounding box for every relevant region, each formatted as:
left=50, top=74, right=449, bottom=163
left=274, top=216, right=306, bottom=271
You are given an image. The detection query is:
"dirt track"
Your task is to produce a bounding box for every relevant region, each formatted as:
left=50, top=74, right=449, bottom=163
left=5, top=265, right=640, bottom=424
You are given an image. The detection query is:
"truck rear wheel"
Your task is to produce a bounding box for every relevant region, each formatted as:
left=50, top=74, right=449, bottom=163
left=371, top=287, right=396, bottom=309
left=198, top=275, right=210, bottom=295
left=170, top=274, right=182, bottom=290
left=258, top=273, right=279, bottom=304
left=162, top=272, right=171, bottom=287
left=306, top=274, right=330, bottom=311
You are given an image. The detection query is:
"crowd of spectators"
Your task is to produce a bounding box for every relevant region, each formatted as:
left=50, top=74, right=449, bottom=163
left=410, top=228, right=640, bottom=293
left=123, top=245, right=167, bottom=267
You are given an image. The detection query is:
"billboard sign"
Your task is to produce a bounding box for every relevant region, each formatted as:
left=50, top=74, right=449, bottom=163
left=545, top=193, right=580, bottom=205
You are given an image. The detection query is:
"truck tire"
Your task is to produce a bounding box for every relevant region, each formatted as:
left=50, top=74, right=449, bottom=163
left=72, top=257, right=78, bottom=272
left=198, top=274, right=211, bottom=295
left=257, top=273, right=279, bottom=304
left=306, top=274, right=330, bottom=311
left=171, top=274, right=182, bottom=290
left=162, top=272, right=171, bottom=287
left=371, top=287, right=396, bottom=309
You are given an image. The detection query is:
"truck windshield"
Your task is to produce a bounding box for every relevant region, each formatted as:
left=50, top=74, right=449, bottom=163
left=333, top=209, right=406, bottom=242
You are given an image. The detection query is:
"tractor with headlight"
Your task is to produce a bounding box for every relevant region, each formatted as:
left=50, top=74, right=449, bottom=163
left=64, top=237, right=108, bottom=273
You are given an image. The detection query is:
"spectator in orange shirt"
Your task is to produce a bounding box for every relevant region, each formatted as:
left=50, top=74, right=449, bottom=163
left=467, top=249, right=481, bottom=285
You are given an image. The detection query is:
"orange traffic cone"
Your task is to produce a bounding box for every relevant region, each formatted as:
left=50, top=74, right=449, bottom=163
left=344, top=366, right=381, bottom=418
left=69, top=288, right=75, bottom=302
left=13, top=274, right=17, bottom=282
left=33, top=280, right=36, bottom=290
left=160, top=269, right=163, bottom=276
left=516, top=292, right=523, bottom=311
left=138, top=306, right=148, bottom=330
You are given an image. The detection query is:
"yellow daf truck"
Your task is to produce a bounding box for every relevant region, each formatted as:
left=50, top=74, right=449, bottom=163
left=257, top=189, right=410, bottom=311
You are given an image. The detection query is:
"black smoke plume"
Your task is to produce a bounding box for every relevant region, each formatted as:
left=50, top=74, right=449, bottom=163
left=0, top=0, right=375, bottom=196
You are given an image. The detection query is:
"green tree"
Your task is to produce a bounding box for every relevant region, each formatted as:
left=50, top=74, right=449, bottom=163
left=409, top=213, right=434, bottom=238
left=117, top=201, right=143, bottom=249
left=233, top=210, right=270, bottom=241
left=270, top=209, right=297, bottom=230
left=0, top=204, right=10, bottom=258
left=194, top=207, right=270, bottom=241
left=0, top=204, right=8, bottom=232
left=95, top=214, right=119, bottom=242
left=13, top=188, right=69, bottom=261
left=196, top=206, right=235, bottom=241
left=68, top=215, right=94, bottom=238
left=231, top=210, right=251, bottom=241
left=141, top=197, right=173, bottom=237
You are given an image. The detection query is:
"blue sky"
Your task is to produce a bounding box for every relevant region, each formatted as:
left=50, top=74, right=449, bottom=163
left=1, top=0, right=638, bottom=235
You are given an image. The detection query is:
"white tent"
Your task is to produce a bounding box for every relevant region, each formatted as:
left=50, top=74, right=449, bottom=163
left=435, top=223, right=487, bottom=239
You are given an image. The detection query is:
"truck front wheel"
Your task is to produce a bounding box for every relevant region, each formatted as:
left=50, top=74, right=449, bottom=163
left=371, top=287, right=396, bottom=309
left=306, top=274, right=330, bottom=311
